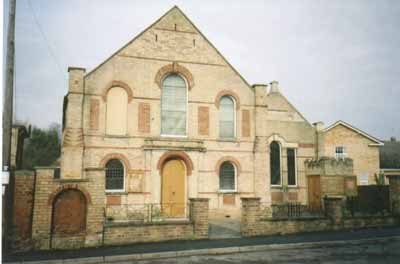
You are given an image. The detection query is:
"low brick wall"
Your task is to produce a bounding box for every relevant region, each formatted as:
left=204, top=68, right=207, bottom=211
left=241, top=197, right=399, bottom=237
left=243, top=217, right=331, bottom=237
left=104, top=221, right=194, bottom=245
left=343, top=216, right=398, bottom=229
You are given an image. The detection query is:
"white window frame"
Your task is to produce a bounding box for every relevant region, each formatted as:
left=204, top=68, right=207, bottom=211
left=105, top=160, right=126, bottom=193
left=270, top=141, right=283, bottom=187
left=335, top=146, right=347, bottom=159
left=160, top=73, right=188, bottom=138
left=218, top=161, right=237, bottom=193
left=218, top=95, right=237, bottom=139
left=287, top=148, right=298, bottom=187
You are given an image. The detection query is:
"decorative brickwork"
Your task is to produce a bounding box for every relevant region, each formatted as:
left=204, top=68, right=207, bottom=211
left=223, top=194, right=235, bottom=205
left=214, top=90, right=240, bottom=110
left=100, top=153, right=131, bottom=170
left=271, top=191, right=284, bottom=204
left=157, top=151, right=194, bottom=176
left=198, top=106, right=209, bottom=136
left=102, top=80, right=134, bottom=102
left=155, top=62, right=194, bottom=90
left=287, top=192, right=298, bottom=202
left=242, top=109, right=250, bottom=137
left=89, top=99, right=99, bottom=130
left=48, top=184, right=92, bottom=206
left=106, top=195, right=121, bottom=205
left=138, top=103, right=151, bottom=133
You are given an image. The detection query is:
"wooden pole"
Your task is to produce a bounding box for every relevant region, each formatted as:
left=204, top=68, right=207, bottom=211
left=2, top=0, right=16, bottom=172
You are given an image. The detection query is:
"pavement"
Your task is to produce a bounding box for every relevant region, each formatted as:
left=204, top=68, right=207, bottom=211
left=3, top=227, right=400, bottom=264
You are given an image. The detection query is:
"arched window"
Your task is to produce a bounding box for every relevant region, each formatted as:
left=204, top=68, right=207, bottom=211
left=219, top=96, right=235, bottom=138
left=106, top=87, right=128, bottom=135
left=161, top=74, right=187, bottom=136
left=105, top=159, right=124, bottom=191
left=270, top=141, right=281, bottom=185
left=219, top=161, right=236, bottom=191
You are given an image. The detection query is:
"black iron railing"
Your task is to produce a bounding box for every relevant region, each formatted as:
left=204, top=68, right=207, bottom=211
left=263, top=203, right=325, bottom=219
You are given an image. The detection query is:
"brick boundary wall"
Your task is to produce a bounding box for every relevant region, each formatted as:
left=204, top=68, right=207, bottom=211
left=103, top=198, right=209, bottom=245
left=241, top=196, right=399, bottom=237
left=10, top=171, right=36, bottom=251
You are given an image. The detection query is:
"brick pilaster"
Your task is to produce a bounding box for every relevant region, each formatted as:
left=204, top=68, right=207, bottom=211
left=324, top=196, right=344, bottom=227
left=387, top=175, right=400, bottom=216
left=241, top=197, right=261, bottom=236
left=189, top=198, right=209, bottom=238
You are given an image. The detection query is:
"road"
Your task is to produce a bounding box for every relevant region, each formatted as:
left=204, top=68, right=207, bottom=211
left=116, top=238, right=400, bottom=264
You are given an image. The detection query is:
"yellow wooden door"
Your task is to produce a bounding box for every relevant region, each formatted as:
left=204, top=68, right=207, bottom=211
left=162, top=159, right=185, bottom=217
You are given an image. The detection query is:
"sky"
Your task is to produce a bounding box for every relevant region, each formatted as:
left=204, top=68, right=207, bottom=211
left=4, top=0, right=400, bottom=139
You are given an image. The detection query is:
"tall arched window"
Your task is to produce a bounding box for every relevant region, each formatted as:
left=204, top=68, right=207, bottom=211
left=105, top=159, right=124, bottom=191
left=219, top=161, right=236, bottom=191
left=106, top=87, right=128, bottom=135
left=219, top=96, right=235, bottom=138
left=161, top=74, right=187, bottom=136
left=270, top=141, right=281, bottom=185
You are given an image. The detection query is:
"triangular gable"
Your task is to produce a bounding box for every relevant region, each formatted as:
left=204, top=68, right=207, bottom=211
left=323, top=120, right=383, bottom=146
left=85, top=6, right=251, bottom=89
left=265, top=90, right=313, bottom=126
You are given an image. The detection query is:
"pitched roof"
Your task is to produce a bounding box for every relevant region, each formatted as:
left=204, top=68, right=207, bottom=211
left=84, top=6, right=251, bottom=89
left=323, top=120, right=383, bottom=146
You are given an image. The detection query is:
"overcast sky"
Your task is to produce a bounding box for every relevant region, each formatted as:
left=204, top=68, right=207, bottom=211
left=5, top=0, right=400, bottom=139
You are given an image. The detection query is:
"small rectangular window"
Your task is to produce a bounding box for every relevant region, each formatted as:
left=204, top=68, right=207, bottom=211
left=335, top=146, right=347, bottom=159
left=287, top=148, right=296, bottom=186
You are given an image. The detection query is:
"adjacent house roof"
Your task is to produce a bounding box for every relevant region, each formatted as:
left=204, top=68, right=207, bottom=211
left=323, top=120, right=384, bottom=146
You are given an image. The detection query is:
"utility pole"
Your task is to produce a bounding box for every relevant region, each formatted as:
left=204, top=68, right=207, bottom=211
left=3, top=0, right=16, bottom=175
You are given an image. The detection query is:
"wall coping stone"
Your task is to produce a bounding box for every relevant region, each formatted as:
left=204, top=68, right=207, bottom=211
left=262, top=216, right=328, bottom=222
left=105, top=220, right=193, bottom=228
left=241, top=197, right=261, bottom=201
left=85, top=167, right=106, bottom=171
left=34, top=166, right=59, bottom=170
left=54, top=179, right=90, bottom=183
left=189, top=198, right=210, bottom=202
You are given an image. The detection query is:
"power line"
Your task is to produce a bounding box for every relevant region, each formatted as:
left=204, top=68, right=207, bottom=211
left=26, top=0, right=67, bottom=80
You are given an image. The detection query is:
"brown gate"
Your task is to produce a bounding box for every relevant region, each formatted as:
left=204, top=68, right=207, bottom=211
left=308, top=175, right=321, bottom=211
left=51, top=189, right=87, bottom=248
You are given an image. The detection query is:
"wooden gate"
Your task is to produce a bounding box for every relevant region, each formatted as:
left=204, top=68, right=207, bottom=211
left=307, top=175, right=321, bottom=211
left=51, top=189, right=87, bottom=248
left=162, top=159, right=186, bottom=217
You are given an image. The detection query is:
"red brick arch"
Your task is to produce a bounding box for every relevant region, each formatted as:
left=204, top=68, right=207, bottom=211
left=48, top=184, right=92, bottom=206
left=214, top=90, right=241, bottom=110
left=157, top=151, right=194, bottom=176
left=215, top=156, right=242, bottom=177
left=102, top=80, right=134, bottom=102
left=99, top=153, right=131, bottom=170
left=155, top=62, right=194, bottom=90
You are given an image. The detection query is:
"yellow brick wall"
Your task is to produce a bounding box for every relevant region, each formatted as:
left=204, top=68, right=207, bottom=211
left=324, top=124, right=380, bottom=185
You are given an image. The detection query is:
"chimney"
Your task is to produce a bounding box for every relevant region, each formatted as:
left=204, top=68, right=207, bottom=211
left=270, top=80, right=279, bottom=93
left=313, top=121, right=325, bottom=131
